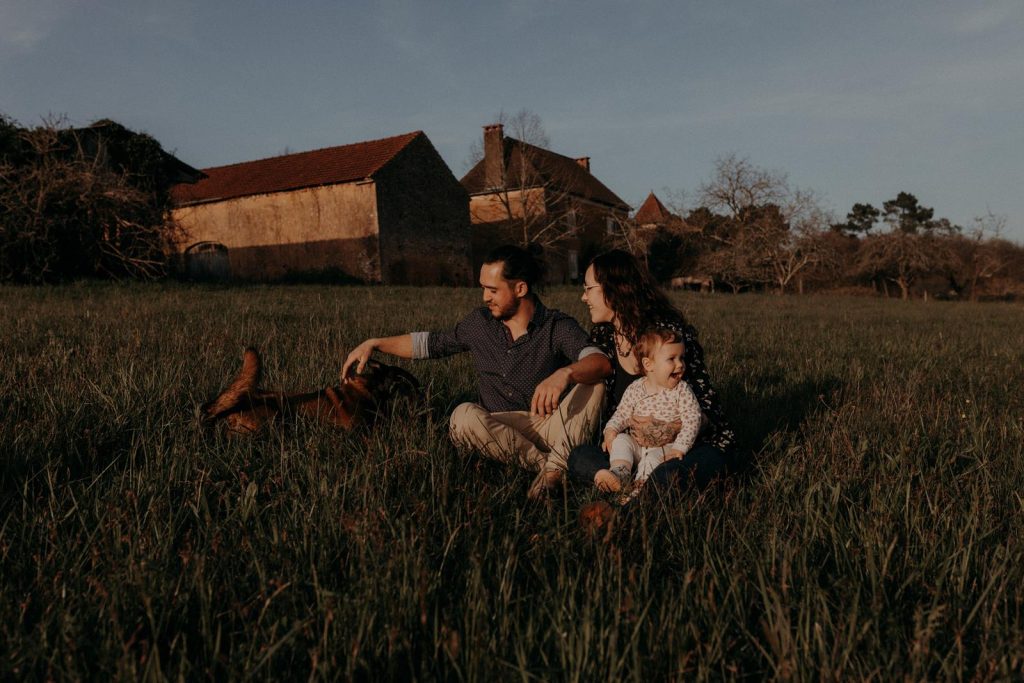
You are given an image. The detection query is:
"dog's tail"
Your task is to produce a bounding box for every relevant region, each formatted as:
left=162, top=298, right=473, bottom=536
left=202, top=347, right=261, bottom=421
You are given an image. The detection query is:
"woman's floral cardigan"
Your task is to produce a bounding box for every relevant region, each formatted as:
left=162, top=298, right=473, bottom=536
left=589, top=318, right=736, bottom=452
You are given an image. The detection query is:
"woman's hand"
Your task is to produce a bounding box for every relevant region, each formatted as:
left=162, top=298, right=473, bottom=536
left=664, top=449, right=684, bottom=461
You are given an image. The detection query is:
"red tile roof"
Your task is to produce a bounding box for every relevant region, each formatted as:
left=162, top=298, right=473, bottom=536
left=460, top=137, right=630, bottom=211
left=634, top=192, right=674, bottom=225
left=172, top=131, right=423, bottom=205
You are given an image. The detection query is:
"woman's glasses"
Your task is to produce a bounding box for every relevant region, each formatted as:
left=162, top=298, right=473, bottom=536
left=582, top=283, right=601, bottom=294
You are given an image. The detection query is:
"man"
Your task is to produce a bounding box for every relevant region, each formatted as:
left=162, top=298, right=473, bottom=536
left=342, top=245, right=611, bottom=498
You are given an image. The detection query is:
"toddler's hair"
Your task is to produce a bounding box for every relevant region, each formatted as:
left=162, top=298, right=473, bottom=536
left=634, top=327, right=684, bottom=375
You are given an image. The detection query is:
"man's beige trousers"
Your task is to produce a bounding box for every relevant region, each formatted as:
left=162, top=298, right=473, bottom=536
left=449, top=383, right=605, bottom=472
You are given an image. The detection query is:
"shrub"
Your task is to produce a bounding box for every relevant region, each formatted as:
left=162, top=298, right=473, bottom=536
left=0, top=115, right=187, bottom=282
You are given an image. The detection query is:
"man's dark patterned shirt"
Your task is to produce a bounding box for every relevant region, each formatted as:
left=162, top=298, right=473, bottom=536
left=412, top=298, right=604, bottom=413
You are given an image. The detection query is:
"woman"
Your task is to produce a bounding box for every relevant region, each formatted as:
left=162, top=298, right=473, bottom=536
left=568, top=250, right=739, bottom=497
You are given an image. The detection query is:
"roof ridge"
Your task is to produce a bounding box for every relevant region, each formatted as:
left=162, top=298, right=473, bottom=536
left=198, top=130, right=422, bottom=173
left=172, top=130, right=429, bottom=206
left=510, top=137, right=587, bottom=167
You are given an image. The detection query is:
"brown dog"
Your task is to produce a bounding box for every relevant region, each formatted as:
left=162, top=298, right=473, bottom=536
left=202, top=347, right=421, bottom=434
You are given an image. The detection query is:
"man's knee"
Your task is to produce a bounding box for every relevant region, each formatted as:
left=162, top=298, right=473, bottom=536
left=566, top=381, right=605, bottom=417
left=449, top=402, right=487, bottom=444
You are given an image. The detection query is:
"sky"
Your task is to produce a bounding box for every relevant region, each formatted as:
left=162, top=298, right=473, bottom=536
left=2, top=0, right=1023, bottom=241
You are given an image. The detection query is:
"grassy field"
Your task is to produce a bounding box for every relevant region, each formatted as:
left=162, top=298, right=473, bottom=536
left=1, top=283, right=1023, bottom=680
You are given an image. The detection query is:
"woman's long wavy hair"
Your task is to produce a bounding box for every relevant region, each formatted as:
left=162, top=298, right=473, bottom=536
left=589, top=250, right=686, bottom=345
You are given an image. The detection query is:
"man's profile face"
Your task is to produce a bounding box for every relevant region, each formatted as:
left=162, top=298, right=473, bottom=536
left=480, top=262, right=524, bottom=321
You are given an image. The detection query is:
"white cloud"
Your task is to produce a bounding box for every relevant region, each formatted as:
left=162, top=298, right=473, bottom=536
left=951, top=1, right=1023, bottom=34
left=0, top=0, right=78, bottom=51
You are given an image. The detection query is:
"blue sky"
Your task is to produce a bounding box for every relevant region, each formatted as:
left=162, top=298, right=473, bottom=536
left=2, top=0, right=1022, bottom=240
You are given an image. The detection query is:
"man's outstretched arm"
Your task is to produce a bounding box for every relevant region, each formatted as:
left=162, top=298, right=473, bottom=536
left=342, top=334, right=413, bottom=377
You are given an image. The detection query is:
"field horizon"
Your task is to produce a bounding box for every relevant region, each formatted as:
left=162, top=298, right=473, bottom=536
left=2, top=283, right=1022, bottom=680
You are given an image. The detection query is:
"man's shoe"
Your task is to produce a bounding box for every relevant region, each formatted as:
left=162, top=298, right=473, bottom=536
left=527, top=468, right=563, bottom=499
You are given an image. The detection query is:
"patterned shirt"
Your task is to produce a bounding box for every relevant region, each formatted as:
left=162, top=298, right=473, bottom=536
left=412, top=297, right=604, bottom=413
left=605, top=378, right=702, bottom=453
left=589, top=317, right=736, bottom=451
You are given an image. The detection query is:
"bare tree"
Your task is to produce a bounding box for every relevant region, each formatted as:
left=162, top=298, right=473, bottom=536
left=699, top=154, right=787, bottom=220
left=696, top=155, right=833, bottom=293
left=854, top=229, right=956, bottom=300
left=696, top=225, right=763, bottom=293
left=958, top=211, right=1009, bottom=300
left=850, top=193, right=959, bottom=300
left=763, top=190, right=837, bottom=293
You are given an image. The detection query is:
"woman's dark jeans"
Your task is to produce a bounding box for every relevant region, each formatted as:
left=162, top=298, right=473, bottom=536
left=568, top=441, right=732, bottom=498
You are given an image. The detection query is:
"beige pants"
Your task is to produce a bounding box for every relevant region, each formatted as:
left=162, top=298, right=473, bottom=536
left=449, top=382, right=605, bottom=473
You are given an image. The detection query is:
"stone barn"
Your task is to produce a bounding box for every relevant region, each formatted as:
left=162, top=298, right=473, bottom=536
left=171, top=131, right=472, bottom=284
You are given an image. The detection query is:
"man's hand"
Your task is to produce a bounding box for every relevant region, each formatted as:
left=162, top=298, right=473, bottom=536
left=664, top=449, right=684, bottom=461
left=530, top=366, right=572, bottom=416
left=342, top=338, right=378, bottom=379
left=602, top=429, right=618, bottom=453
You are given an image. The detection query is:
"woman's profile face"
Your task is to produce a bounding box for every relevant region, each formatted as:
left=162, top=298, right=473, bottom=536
left=582, top=265, right=614, bottom=324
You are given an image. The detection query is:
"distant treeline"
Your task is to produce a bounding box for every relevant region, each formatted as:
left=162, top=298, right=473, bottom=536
left=610, top=156, right=1024, bottom=301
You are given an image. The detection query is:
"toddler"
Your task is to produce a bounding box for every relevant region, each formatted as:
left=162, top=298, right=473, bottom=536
left=595, top=327, right=702, bottom=493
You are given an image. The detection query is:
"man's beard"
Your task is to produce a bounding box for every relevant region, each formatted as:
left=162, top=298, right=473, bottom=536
left=490, top=298, right=520, bottom=321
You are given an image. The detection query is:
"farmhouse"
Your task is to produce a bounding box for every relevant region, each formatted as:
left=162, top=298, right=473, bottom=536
left=171, top=131, right=472, bottom=284
left=460, top=124, right=630, bottom=282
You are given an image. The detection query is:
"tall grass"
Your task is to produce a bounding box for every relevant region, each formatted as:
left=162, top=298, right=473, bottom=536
left=1, top=283, right=1022, bottom=680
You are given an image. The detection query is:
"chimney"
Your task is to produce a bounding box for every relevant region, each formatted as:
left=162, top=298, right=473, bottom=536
left=483, top=124, right=505, bottom=189
left=575, top=157, right=590, bottom=172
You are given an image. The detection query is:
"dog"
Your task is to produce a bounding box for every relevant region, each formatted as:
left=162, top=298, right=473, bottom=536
left=202, top=347, right=421, bottom=434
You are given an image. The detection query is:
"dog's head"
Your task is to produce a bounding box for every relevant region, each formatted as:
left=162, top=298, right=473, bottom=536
left=342, top=358, right=422, bottom=406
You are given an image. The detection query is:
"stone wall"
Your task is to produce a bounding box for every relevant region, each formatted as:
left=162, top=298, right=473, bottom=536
left=374, top=136, right=473, bottom=285
left=468, top=187, right=545, bottom=224
left=172, top=182, right=381, bottom=281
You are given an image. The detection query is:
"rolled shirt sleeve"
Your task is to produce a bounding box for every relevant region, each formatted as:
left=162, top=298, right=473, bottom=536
left=410, top=331, right=431, bottom=360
